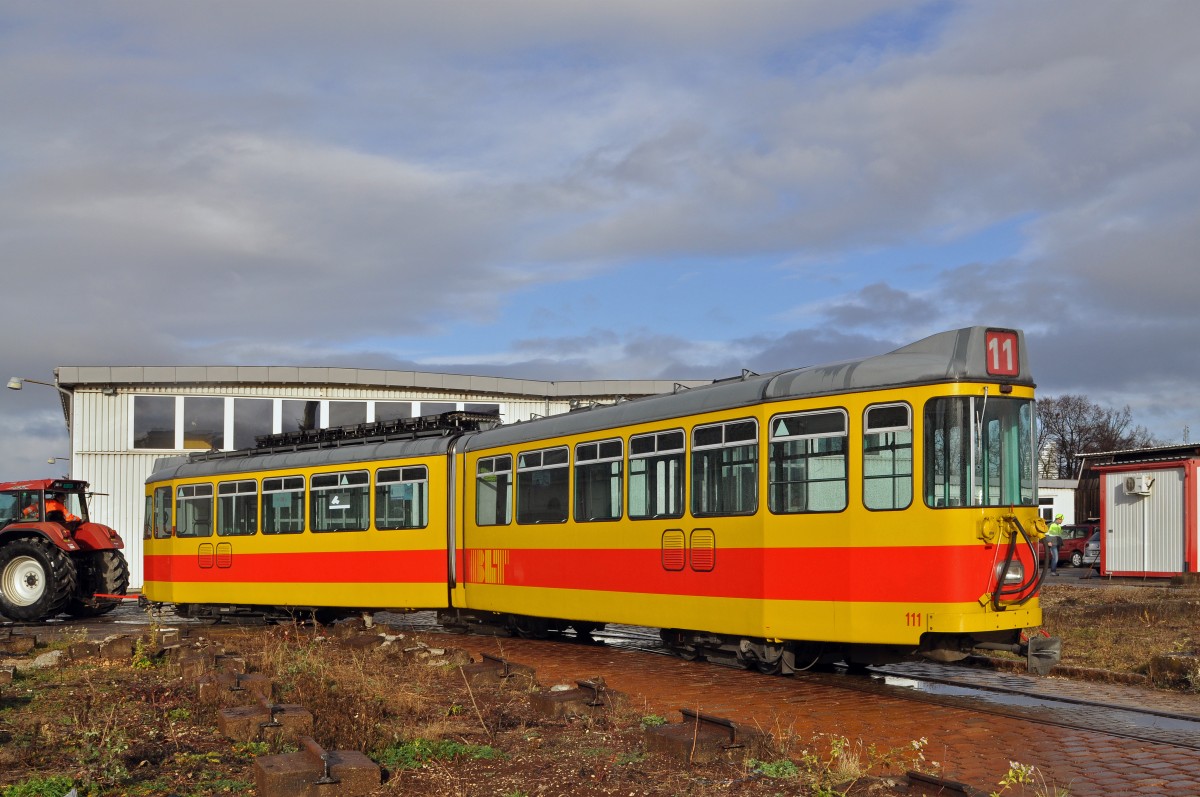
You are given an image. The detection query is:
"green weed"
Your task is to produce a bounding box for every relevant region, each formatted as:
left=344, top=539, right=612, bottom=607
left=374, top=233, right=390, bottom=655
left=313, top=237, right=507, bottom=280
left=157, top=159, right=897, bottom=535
left=1, top=776, right=76, bottom=797
left=748, top=758, right=800, bottom=779
left=375, top=738, right=504, bottom=770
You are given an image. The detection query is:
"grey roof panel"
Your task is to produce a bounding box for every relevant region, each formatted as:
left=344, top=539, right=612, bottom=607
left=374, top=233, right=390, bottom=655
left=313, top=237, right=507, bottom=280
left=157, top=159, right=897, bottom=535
left=463, top=326, right=1032, bottom=451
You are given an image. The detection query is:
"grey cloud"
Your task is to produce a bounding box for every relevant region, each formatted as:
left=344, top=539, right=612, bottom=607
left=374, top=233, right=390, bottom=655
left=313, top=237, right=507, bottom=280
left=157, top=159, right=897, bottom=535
left=3, top=0, right=1200, bottom=476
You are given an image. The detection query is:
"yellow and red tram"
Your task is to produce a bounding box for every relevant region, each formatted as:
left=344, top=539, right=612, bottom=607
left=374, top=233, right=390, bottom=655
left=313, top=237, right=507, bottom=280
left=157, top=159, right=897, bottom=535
left=143, top=327, right=1055, bottom=670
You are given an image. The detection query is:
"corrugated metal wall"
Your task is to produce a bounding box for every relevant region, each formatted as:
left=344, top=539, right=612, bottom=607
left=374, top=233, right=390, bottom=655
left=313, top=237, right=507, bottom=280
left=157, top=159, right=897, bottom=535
left=1104, top=468, right=1184, bottom=573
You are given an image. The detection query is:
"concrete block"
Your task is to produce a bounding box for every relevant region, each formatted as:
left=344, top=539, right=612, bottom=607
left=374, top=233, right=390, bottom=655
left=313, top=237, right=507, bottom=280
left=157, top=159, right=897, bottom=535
left=644, top=709, right=768, bottom=764
left=214, top=653, right=247, bottom=673
left=0, top=665, right=14, bottom=684
left=98, top=635, right=133, bottom=661
left=460, top=653, right=536, bottom=690
left=0, top=635, right=36, bottom=655
left=530, top=677, right=626, bottom=719
left=338, top=634, right=383, bottom=651
left=200, top=668, right=273, bottom=701
left=218, top=702, right=313, bottom=743
left=254, top=736, right=380, bottom=797
left=396, top=644, right=471, bottom=666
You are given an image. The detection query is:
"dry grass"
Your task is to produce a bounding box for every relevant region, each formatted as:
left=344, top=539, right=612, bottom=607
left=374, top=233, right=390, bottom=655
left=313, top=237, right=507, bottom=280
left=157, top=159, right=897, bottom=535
left=1039, top=580, right=1200, bottom=687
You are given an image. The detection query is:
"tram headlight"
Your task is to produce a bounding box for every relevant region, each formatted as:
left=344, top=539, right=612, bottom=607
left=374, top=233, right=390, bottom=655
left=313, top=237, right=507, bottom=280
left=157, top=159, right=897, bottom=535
left=996, top=560, right=1025, bottom=586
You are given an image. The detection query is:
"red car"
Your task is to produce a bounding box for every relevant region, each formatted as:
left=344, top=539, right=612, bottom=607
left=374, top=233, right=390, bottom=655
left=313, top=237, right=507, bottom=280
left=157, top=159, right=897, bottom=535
left=1039, top=524, right=1099, bottom=568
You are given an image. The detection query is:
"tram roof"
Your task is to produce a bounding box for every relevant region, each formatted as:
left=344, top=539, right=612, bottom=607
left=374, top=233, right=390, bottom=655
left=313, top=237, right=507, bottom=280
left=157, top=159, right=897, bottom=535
left=146, top=326, right=1029, bottom=480
left=146, top=435, right=456, bottom=483
left=463, top=326, right=1031, bottom=450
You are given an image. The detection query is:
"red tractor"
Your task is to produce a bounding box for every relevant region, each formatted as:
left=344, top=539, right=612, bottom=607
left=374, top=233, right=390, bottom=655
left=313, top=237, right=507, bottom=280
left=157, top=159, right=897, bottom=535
left=0, top=478, right=129, bottom=621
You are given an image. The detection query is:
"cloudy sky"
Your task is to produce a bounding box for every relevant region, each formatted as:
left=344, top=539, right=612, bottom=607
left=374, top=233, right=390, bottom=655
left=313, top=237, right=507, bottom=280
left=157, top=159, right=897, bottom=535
left=2, top=0, right=1198, bottom=481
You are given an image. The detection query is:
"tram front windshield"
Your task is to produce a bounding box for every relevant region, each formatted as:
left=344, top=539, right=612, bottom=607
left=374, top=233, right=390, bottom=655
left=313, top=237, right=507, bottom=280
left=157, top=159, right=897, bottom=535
left=924, top=396, right=1035, bottom=508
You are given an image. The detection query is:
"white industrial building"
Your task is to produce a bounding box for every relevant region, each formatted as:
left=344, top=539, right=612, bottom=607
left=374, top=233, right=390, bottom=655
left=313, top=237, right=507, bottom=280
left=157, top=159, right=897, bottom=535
left=42, top=365, right=703, bottom=589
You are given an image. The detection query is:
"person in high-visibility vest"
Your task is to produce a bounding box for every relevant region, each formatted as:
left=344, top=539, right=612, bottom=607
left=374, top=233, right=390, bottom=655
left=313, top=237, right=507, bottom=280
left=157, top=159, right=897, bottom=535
left=1046, top=513, right=1064, bottom=575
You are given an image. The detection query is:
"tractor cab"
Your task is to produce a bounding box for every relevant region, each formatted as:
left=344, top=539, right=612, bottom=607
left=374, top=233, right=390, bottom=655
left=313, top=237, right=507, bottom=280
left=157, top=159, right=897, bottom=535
left=0, top=479, right=89, bottom=529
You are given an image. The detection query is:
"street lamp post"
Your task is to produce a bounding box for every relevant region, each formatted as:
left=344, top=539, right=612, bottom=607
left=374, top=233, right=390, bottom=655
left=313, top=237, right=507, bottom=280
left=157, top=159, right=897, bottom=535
left=7, top=375, right=74, bottom=445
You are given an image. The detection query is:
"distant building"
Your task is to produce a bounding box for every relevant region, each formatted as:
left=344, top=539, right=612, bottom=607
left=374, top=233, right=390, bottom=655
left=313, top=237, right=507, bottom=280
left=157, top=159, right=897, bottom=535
left=50, top=365, right=706, bottom=589
left=1037, top=479, right=1077, bottom=524
left=1077, top=444, right=1200, bottom=578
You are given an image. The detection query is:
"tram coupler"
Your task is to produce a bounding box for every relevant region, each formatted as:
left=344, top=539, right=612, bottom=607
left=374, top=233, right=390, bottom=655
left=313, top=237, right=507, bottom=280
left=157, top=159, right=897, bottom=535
left=974, top=634, right=1061, bottom=675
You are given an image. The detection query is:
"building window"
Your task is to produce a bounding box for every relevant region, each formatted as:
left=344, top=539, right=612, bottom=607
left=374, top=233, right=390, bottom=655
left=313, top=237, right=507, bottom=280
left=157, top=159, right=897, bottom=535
left=184, top=397, right=225, bottom=450
left=233, top=398, right=273, bottom=450
left=465, top=403, right=501, bottom=416
left=375, top=466, right=429, bottom=529
left=693, top=419, right=758, bottom=517
left=476, top=455, right=512, bottom=526
left=575, top=439, right=622, bottom=522
left=176, top=483, right=214, bottom=537
left=375, top=402, right=413, bottom=422
left=769, top=410, right=847, bottom=514
left=421, top=401, right=456, bottom=417
left=863, top=403, right=912, bottom=511
left=629, top=429, right=685, bottom=520
left=329, top=401, right=367, bottom=428
left=282, top=400, right=320, bottom=433
left=134, top=396, right=176, bottom=449
left=310, top=471, right=369, bottom=532
left=262, top=475, right=304, bottom=534
left=217, top=480, right=258, bottom=536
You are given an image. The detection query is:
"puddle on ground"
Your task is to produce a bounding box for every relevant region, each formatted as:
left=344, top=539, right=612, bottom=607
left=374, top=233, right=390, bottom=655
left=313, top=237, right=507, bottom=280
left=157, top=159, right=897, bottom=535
left=878, top=675, right=1200, bottom=732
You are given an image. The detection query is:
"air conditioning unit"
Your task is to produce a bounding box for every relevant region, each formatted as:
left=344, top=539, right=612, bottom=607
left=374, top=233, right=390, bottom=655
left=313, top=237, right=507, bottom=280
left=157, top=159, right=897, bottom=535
left=1123, top=474, right=1154, bottom=496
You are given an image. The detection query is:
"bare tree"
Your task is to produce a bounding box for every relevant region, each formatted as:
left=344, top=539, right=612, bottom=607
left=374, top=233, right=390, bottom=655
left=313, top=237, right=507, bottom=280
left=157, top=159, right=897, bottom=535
left=1037, top=395, right=1159, bottom=478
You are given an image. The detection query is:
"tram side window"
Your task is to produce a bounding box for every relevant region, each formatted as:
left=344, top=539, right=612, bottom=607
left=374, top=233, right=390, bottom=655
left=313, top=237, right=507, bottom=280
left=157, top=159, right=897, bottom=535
left=517, top=447, right=569, bottom=524
left=375, top=466, right=429, bottom=529
left=575, top=439, right=622, bottom=522
left=863, top=403, right=913, bottom=511
left=311, top=471, right=369, bottom=532
left=218, top=480, right=258, bottom=536
left=176, top=484, right=214, bottom=537
left=476, top=455, right=513, bottom=526
left=629, top=430, right=684, bottom=520
left=693, top=419, right=759, bottom=517
left=262, top=476, right=305, bottom=534
left=153, top=486, right=173, bottom=538
left=768, top=410, right=847, bottom=514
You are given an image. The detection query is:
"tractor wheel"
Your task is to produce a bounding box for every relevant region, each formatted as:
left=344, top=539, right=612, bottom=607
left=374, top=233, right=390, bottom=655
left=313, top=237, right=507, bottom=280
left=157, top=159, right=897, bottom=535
left=0, top=538, right=78, bottom=621
left=64, top=550, right=130, bottom=618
